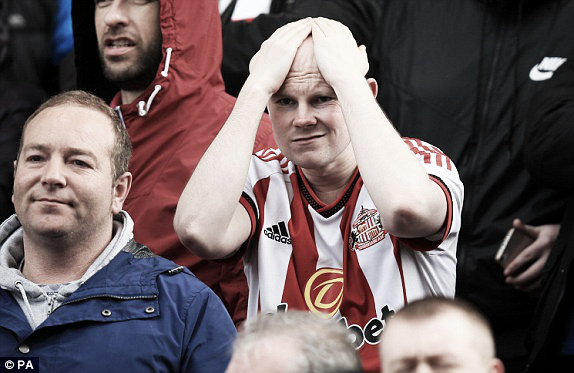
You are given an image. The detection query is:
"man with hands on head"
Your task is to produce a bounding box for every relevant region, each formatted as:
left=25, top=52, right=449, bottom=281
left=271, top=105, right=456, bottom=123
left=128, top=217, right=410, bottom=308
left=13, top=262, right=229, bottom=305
left=174, top=18, right=464, bottom=373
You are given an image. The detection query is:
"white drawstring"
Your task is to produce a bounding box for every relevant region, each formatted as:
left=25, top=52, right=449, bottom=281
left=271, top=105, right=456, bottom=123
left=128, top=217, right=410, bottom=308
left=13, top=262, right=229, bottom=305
left=161, top=47, right=173, bottom=77
left=137, top=47, right=172, bottom=116
left=137, top=84, right=162, bottom=116
left=15, top=280, right=37, bottom=329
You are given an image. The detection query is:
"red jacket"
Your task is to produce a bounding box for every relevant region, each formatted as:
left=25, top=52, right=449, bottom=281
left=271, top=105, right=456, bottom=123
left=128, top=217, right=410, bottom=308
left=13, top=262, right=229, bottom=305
left=72, top=0, right=275, bottom=324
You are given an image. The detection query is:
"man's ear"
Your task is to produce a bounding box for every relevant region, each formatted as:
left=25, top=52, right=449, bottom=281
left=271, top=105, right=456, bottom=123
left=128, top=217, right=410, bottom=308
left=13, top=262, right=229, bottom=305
left=12, top=160, right=17, bottom=205
left=367, top=78, right=378, bottom=98
left=488, top=358, right=505, bottom=373
left=111, top=172, right=132, bottom=215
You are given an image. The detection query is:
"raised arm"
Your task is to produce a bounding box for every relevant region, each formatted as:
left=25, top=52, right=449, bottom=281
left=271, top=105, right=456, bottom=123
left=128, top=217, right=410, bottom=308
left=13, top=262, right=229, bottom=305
left=174, top=19, right=313, bottom=259
left=311, top=18, right=450, bottom=240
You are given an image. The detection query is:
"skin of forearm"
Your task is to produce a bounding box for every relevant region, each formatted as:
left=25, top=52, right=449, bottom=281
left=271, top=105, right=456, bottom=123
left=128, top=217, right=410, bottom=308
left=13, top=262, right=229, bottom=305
left=332, top=76, right=447, bottom=238
left=174, top=78, right=271, bottom=257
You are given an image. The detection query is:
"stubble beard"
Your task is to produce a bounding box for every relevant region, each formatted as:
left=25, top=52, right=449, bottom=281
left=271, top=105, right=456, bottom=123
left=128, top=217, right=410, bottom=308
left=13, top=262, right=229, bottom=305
left=99, top=36, right=163, bottom=92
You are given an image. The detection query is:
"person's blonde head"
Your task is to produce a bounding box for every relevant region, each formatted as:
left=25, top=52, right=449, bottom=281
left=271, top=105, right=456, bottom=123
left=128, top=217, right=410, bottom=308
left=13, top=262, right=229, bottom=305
left=227, top=311, right=362, bottom=373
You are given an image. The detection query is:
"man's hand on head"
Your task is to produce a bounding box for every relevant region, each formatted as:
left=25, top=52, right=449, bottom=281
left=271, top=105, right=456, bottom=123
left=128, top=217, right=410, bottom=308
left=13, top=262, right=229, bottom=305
left=247, top=18, right=313, bottom=96
left=311, top=17, right=369, bottom=88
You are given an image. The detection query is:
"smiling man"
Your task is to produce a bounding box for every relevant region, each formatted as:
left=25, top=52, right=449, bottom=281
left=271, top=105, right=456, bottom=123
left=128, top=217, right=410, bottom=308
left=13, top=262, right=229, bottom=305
left=174, top=18, right=464, bottom=373
left=0, top=90, right=236, bottom=373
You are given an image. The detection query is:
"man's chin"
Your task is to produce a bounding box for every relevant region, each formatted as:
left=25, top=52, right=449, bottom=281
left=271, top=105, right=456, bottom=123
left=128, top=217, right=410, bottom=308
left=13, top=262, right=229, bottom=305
left=103, top=69, right=155, bottom=92
left=26, top=219, right=71, bottom=239
left=27, top=227, right=68, bottom=241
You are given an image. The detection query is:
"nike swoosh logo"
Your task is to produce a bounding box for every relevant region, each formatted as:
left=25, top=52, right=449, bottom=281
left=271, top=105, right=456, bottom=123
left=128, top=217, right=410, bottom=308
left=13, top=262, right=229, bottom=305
left=529, top=65, right=554, bottom=81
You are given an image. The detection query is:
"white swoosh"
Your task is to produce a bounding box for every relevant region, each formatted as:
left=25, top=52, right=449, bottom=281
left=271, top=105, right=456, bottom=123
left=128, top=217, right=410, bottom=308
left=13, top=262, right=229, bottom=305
left=529, top=65, right=554, bottom=81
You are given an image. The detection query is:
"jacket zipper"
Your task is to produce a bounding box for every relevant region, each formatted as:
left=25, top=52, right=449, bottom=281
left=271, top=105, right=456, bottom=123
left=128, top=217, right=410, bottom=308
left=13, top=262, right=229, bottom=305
left=62, top=293, right=158, bottom=306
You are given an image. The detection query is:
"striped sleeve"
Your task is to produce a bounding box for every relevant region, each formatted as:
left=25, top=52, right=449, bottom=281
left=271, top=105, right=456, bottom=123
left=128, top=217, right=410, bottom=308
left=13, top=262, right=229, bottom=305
left=400, top=137, right=464, bottom=251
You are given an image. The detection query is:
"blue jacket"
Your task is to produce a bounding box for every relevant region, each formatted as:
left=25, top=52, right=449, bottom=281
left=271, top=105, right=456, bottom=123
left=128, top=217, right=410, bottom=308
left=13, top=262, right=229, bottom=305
left=0, top=239, right=237, bottom=373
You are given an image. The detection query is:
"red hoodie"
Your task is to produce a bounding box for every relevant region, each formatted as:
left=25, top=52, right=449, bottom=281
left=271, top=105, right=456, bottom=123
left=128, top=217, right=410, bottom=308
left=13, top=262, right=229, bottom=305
left=72, top=0, right=275, bottom=324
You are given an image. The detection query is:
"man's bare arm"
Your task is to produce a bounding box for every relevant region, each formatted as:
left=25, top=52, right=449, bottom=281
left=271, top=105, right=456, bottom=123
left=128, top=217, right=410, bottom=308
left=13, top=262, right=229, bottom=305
left=312, top=18, right=448, bottom=240
left=174, top=19, right=313, bottom=259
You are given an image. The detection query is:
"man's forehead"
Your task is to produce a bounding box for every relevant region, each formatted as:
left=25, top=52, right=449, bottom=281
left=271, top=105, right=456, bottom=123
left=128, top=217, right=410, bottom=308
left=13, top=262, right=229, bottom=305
left=24, top=105, right=116, bottom=145
left=29, top=105, right=109, bottom=127
left=276, top=72, right=333, bottom=97
left=277, top=37, right=334, bottom=95
left=290, top=37, right=317, bottom=74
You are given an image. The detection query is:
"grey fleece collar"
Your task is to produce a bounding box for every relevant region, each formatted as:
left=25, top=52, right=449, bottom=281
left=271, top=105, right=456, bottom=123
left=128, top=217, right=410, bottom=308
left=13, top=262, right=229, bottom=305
left=0, top=211, right=135, bottom=330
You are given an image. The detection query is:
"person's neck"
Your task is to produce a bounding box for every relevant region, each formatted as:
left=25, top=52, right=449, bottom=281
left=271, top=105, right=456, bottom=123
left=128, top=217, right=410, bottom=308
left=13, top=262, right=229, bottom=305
left=21, top=229, right=112, bottom=285
left=301, top=161, right=357, bottom=205
left=120, top=88, right=147, bottom=105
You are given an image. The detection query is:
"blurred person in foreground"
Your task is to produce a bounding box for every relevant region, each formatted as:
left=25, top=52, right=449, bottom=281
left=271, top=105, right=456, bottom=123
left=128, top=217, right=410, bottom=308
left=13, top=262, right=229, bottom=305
left=380, top=297, right=505, bottom=373
left=227, top=311, right=363, bottom=373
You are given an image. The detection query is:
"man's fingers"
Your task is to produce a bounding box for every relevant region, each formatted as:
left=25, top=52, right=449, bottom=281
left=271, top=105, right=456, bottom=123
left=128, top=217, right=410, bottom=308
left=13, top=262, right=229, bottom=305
left=512, top=218, right=538, bottom=238
left=358, top=45, right=369, bottom=75
left=505, top=257, right=544, bottom=285
left=311, top=17, right=367, bottom=79
left=268, top=17, right=312, bottom=44
left=503, top=242, right=538, bottom=276
left=249, top=18, right=312, bottom=75
left=516, top=279, right=542, bottom=294
left=314, top=17, right=352, bottom=37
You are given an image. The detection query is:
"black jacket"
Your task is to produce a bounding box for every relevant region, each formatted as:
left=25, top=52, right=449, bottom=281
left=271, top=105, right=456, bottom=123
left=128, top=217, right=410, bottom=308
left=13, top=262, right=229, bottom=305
left=372, top=0, right=572, bottom=362
left=523, top=57, right=574, bottom=373
left=220, top=0, right=381, bottom=96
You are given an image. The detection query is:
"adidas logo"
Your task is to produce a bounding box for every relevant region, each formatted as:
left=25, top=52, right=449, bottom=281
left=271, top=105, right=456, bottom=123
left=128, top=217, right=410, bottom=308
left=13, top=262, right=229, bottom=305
left=264, top=221, right=291, bottom=244
left=529, top=57, right=567, bottom=81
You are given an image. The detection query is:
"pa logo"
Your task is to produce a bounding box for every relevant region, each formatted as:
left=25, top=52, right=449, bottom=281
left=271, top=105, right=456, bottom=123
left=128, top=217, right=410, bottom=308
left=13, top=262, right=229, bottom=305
left=1, top=357, right=38, bottom=372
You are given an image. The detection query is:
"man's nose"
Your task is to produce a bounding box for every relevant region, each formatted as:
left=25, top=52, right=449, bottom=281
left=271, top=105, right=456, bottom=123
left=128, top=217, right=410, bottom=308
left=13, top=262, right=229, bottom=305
left=41, top=160, right=66, bottom=188
left=293, top=104, right=317, bottom=127
left=413, top=363, right=435, bottom=373
left=103, top=0, right=130, bottom=28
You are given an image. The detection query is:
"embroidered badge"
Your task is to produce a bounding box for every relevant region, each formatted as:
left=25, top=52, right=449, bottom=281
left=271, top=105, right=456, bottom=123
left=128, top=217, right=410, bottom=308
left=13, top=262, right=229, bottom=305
left=349, top=206, right=386, bottom=251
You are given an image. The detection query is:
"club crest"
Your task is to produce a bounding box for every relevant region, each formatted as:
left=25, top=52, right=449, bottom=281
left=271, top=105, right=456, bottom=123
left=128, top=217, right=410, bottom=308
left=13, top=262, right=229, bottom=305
left=349, top=206, right=386, bottom=251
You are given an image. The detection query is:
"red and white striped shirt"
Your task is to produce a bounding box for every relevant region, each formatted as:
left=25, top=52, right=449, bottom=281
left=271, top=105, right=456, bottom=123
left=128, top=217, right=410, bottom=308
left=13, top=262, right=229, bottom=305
left=239, top=138, right=463, bottom=373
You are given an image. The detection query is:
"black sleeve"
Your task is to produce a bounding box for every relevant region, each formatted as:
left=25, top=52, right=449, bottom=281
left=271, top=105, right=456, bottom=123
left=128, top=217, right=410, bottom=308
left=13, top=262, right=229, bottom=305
left=524, top=59, right=574, bottom=191
left=221, top=0, right=381, bottom=97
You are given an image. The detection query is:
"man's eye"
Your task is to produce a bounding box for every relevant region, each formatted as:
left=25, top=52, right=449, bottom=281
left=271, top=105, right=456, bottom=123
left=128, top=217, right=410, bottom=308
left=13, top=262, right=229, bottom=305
left=317, top=96, right=334, bottom=104
left=72, top=159, right=90, bottom=168
left=131, top=0, right=157, bottom=5
left=277, top=98, right=294, bottom=106
left=27, top=155, right=43, bottom=163
left=94, top=0, right=111, bottom=6
left=431, top=360, right=458, bottom=371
